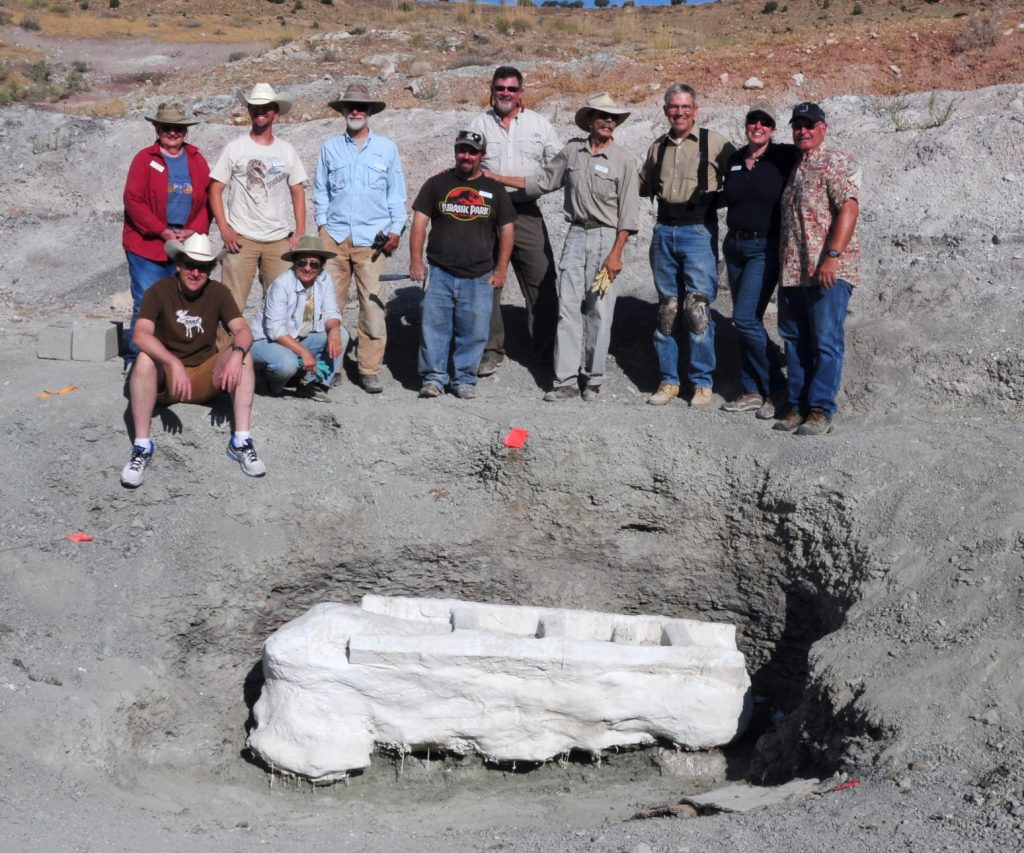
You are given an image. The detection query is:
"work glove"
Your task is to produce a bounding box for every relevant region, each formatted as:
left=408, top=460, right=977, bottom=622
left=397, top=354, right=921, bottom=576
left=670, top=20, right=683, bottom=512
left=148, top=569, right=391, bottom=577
left=591, top=267, right=613, bottom=296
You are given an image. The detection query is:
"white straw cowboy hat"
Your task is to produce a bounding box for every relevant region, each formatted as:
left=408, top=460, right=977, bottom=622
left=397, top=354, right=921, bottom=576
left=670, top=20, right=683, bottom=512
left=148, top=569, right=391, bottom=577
left=281, top=235, right=338, bottom=263
left=574, top=93, right=630, bottom=132
left=328, top=82, right=386, bottom=116
left=164, top=234, right=227, bottom=265
left=145, top=102, right=199, bottom=126
left=241, top=82, right=293, bottom=115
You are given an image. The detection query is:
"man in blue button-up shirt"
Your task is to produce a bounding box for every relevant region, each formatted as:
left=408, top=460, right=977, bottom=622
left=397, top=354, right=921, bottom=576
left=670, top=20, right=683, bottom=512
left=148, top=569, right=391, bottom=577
left=314, top=83, right=407, bottom=395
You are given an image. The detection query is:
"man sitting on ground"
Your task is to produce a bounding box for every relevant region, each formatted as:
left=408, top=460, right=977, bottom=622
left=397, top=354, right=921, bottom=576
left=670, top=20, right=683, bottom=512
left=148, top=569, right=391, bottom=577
left=120, top=233, right=266, bottom=488
left=250, top=235, right=348, bottom=400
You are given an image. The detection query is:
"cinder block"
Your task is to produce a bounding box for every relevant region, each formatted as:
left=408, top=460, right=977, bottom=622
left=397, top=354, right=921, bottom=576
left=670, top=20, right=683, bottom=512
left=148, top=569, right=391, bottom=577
left=37, top=322, right=73, bottom=360
left=71, top=322, right=119, bottom=362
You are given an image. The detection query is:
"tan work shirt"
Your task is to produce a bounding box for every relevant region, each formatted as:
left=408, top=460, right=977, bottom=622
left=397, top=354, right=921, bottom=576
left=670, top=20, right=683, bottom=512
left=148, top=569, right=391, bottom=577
left=469, top=108, right=562, bottom=206
left=525, top=137, right=641, bottom=232
left=639, top=128, right=734, bottom=204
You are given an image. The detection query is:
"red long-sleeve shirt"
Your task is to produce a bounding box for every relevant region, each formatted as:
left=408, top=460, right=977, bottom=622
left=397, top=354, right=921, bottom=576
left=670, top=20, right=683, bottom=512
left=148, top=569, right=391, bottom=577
left=122, top=142, right=211, bottom=261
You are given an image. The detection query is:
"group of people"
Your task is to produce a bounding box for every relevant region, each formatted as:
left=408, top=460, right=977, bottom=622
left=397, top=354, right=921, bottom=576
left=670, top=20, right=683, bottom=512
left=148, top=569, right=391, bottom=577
left=118, top=69, right=861, bottom=489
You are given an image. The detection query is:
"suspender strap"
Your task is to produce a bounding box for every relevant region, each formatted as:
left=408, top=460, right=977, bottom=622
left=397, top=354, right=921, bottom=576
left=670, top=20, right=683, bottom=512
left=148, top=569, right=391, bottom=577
left=649, top=135, right=670, bottom=200
left=696, top=127, right=709, bottom=199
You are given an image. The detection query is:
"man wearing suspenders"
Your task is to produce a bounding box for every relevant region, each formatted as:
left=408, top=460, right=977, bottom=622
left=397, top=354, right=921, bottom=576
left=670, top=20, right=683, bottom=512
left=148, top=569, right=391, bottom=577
left=640, top=84, right=734, bottom=408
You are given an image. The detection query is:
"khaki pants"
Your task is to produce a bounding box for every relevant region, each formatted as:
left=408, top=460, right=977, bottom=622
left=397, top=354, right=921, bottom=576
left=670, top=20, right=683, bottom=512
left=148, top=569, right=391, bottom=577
left=220, top=235, right=292, bottom=314
left=318, top=227, right=387, bottom=376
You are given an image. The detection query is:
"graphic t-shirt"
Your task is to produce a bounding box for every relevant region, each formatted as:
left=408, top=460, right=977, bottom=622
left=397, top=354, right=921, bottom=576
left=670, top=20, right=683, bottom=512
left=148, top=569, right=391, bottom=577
left=412, top=170, right=515, bottom=278
left=163, top=151, right=193, bottom=227
left=210, top=134, right=308, bottom=242
left=138, top=276, right=242, bottom=366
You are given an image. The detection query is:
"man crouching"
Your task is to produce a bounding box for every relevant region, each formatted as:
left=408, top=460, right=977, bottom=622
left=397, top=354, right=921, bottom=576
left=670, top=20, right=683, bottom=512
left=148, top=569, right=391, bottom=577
left=121, top=233, right=266, bottom=488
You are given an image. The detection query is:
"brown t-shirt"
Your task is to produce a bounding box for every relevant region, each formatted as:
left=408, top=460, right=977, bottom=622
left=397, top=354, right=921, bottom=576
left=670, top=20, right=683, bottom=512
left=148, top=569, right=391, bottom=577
left=138, top=276, right=241, bottom=366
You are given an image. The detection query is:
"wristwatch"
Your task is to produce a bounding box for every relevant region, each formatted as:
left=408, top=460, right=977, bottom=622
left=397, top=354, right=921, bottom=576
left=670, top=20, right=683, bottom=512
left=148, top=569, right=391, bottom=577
left=230, top=344, right=247, bottom=360
left=826, top=249, right=842, bottom=258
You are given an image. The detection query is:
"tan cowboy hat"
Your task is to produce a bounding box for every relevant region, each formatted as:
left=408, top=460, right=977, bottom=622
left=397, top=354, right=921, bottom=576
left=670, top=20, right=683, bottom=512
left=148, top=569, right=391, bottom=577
left=328, top=82, right=386, bottom=116
left=165, top=233, right=226, bottom=265
left=241, top=82, right=293, bottom=115
left=145, top=102, right=199, bottom=126
left=281, top=235, right=338, bottom=263
left=574, top=93, right=630, bottom=132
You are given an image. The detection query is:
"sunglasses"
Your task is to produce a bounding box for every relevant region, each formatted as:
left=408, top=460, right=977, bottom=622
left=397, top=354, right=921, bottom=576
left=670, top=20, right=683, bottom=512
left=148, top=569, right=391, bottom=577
left=295, top=259, right=323, bottom=270
left=157, top=124, right=187, bottom=135
left=493, top=85, right=521, bottom=93
left=791, top=120, right=819, bottom=130
left=180, top=259, right=214, bottom=273
left=345, top=103, right=370, bottom=113
left=747, top=118, right=775, bottom=128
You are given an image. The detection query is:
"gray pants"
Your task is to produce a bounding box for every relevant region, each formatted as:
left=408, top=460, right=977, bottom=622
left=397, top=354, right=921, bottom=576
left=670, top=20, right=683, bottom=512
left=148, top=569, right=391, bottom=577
left=553, top=225, right=617, bottom=388
left=484, top=207, right=559, bottom=362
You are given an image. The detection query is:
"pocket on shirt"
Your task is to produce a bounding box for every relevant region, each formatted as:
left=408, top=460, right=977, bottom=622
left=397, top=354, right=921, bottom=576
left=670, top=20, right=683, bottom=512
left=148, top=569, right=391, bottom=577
left=593, top=173, right=618, bottom=202
left=329, top=166, right=349, bottom=192
left=363, top=164, right=388, bottom=191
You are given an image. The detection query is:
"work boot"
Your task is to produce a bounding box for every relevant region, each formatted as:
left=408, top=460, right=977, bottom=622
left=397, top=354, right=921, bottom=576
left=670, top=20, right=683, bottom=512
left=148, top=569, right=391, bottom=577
left=721, top=393, right=763, bottom=413
left=772, top=409, right=804, bottom=432
left=418, top=383, right=442, bottom=399
left=756, top=390, right=787, bottom=421
left=454, top=384, right=478, bottom=400
left=477, top=354, right=503, bottom=377
left=796, top=408, right=833, bottom=436
left=581, top=384, right=601, bottom=402
left=543, top=385, right=580, bottom=402
left=647, top=383, right=679, bottom=406
left=689, top=386, right=714, bottom=408
left=360, top=374, right=383, bottom=394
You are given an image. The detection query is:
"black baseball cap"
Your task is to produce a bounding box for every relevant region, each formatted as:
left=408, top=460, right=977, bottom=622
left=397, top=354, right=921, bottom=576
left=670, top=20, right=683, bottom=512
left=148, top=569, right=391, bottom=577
left=454, top=130, right=485, bottom=152
left=789, top=102, right=827, bottom=125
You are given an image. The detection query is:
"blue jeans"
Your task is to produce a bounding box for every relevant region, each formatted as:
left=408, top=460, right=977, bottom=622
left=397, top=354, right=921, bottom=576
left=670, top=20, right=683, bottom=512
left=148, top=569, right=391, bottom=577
left=649, top=223, right=718, bottom=387
left=251, top=330, right=343, bottom=394
left=126, top=250, right=176, bottom=364
left=723, top=231, right=785, bottom=398
left=776, top=281, right=853, bottom=417
left=418, top=265, right=493, bottom=391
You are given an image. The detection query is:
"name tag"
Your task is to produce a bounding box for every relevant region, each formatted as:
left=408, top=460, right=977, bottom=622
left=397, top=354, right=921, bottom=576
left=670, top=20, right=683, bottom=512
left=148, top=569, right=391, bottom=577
left=730, top=164, right=742, bottom=171
left=479, top=190, right=493, bottom=199
left=370, top=162, right=386, bottom=172
left=149, top=161, right=165, bottom=173
left=594, top=164, right=609, bottom=174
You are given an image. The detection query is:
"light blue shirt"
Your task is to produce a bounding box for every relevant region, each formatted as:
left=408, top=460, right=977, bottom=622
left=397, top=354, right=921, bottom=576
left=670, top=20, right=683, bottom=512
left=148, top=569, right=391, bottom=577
left=251, top=268, right=343, bottom=342
left=314, top=131, right=407, bottom=247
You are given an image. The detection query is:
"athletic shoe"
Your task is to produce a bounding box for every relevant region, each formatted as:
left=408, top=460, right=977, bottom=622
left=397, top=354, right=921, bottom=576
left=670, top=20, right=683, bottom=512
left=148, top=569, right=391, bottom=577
left=360, top=374, right=383, bottom=394
left=120, top=444, right=153, bottom=488
left=227, top=438, right=267, bottom=477
left=721, top=393, right=763, bottom=413
left=772, top=410, right=804, bottom=432
left=796, top=408, right=833, bottom=436
left=418, top=383, right=443, bottom=399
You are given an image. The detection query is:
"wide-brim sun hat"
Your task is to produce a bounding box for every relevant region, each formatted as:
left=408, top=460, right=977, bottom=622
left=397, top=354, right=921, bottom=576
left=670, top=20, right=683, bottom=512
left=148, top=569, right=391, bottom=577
left=281, top=235, right=338, bottom=263
left=145, top=102, right=199, bottom=126
left=328, top=82, right=386, bottom=116
left=574, top=93, right=630, bottom=132
left=242, top=82, right=293, bottom=115
left=165, top=233, right=227, bottom=265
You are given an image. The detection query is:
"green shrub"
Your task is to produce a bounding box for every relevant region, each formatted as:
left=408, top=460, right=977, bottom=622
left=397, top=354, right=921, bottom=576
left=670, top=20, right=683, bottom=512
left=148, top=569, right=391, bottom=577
left=20, top=15, right=42, bottom=30
left=851, top=3, right=863, bottom=15
left=228, top=51, right=247, bottom=62
left=109, top=0, right=119, bottom=8
left=762, top=0, right=778, bottom=12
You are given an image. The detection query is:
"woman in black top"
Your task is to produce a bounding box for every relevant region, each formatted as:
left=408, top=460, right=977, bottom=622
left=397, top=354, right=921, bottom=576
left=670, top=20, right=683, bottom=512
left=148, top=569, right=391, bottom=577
left=720, top=106, right=799, bottom=418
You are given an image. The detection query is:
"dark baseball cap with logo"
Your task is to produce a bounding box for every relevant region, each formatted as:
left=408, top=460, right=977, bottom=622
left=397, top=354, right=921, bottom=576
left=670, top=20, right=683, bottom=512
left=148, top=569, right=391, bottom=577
left=454, top=130, right=485, bottom=152
left=789, top=102, right=827, bottom=125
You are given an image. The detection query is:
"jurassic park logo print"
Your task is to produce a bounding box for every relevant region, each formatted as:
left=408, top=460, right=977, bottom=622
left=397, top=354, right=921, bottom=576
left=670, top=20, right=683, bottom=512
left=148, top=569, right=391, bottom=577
left=439, top=186, right=492, bottom=222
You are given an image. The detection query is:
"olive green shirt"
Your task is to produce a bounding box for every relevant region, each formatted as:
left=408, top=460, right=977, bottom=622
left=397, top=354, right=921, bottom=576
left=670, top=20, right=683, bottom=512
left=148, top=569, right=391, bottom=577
left=525, top=137, right=641, bottom=232
left=639, top=128, right=734, bottom=204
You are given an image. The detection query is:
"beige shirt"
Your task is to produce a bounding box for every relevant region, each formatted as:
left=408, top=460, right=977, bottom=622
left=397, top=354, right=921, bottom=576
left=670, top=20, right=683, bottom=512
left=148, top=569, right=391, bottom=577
left=525, top=137, right=641, bottom=232
left=469, top=108, right=561, bottom=206
left=639, top=128, right=734, bottom=204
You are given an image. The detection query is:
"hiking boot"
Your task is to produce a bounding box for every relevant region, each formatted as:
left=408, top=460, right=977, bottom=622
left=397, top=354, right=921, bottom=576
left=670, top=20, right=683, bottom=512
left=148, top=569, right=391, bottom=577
left=120, top=444, right=153, bottom=488
left=796, top=408, right=833, bottom=436
left=772, top=409, right=804, bottom=432
left=543, top=385, right=580, bottom=402
left=647, top=383, right=679, bottom=406
left=454, top=384, right=478, bottom=400
left=418, top=383, right=443, bottom=399
left=756, top=391, right=786, bottom=421
left=227, top=438, right=267, bottom=477
left=360, top=374, right=383, bottom=394
left=683, top=292, right=710, bottom=335
left=721, top=393, right=763, bottom=413
left=581, top=384, right=601, bottom=402
left=689, top=386, right=714, bottom=408
left=477, top=354, right=503, bottom=378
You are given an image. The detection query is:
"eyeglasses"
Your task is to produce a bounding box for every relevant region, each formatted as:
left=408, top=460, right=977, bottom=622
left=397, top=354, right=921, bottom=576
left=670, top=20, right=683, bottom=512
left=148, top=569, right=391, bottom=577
left=667, top=105, right=696, bottom=113
left=345, top=103, right=370, bottom=113
left=248, top=103, right=278, bottom=114
left=492, top=85, right=521, bottom=93
left=295, top=259, right=323, bottom=270
left=179, top=259, right=214, bottom=273
left=157, top=124, right=187, bottom=135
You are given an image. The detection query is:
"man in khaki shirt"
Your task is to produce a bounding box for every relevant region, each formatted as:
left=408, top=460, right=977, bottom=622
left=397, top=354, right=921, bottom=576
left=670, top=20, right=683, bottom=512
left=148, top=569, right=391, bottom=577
left=639, top=84, right=734, bottom=408
left=488, top=94, right=640, bottom=401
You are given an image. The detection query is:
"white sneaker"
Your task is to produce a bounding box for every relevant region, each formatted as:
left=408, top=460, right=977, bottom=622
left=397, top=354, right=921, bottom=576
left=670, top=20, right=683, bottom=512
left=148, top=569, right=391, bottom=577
left=227, top=438, right=267, bottom=477
left=120, top=444, right=153, bottom=488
